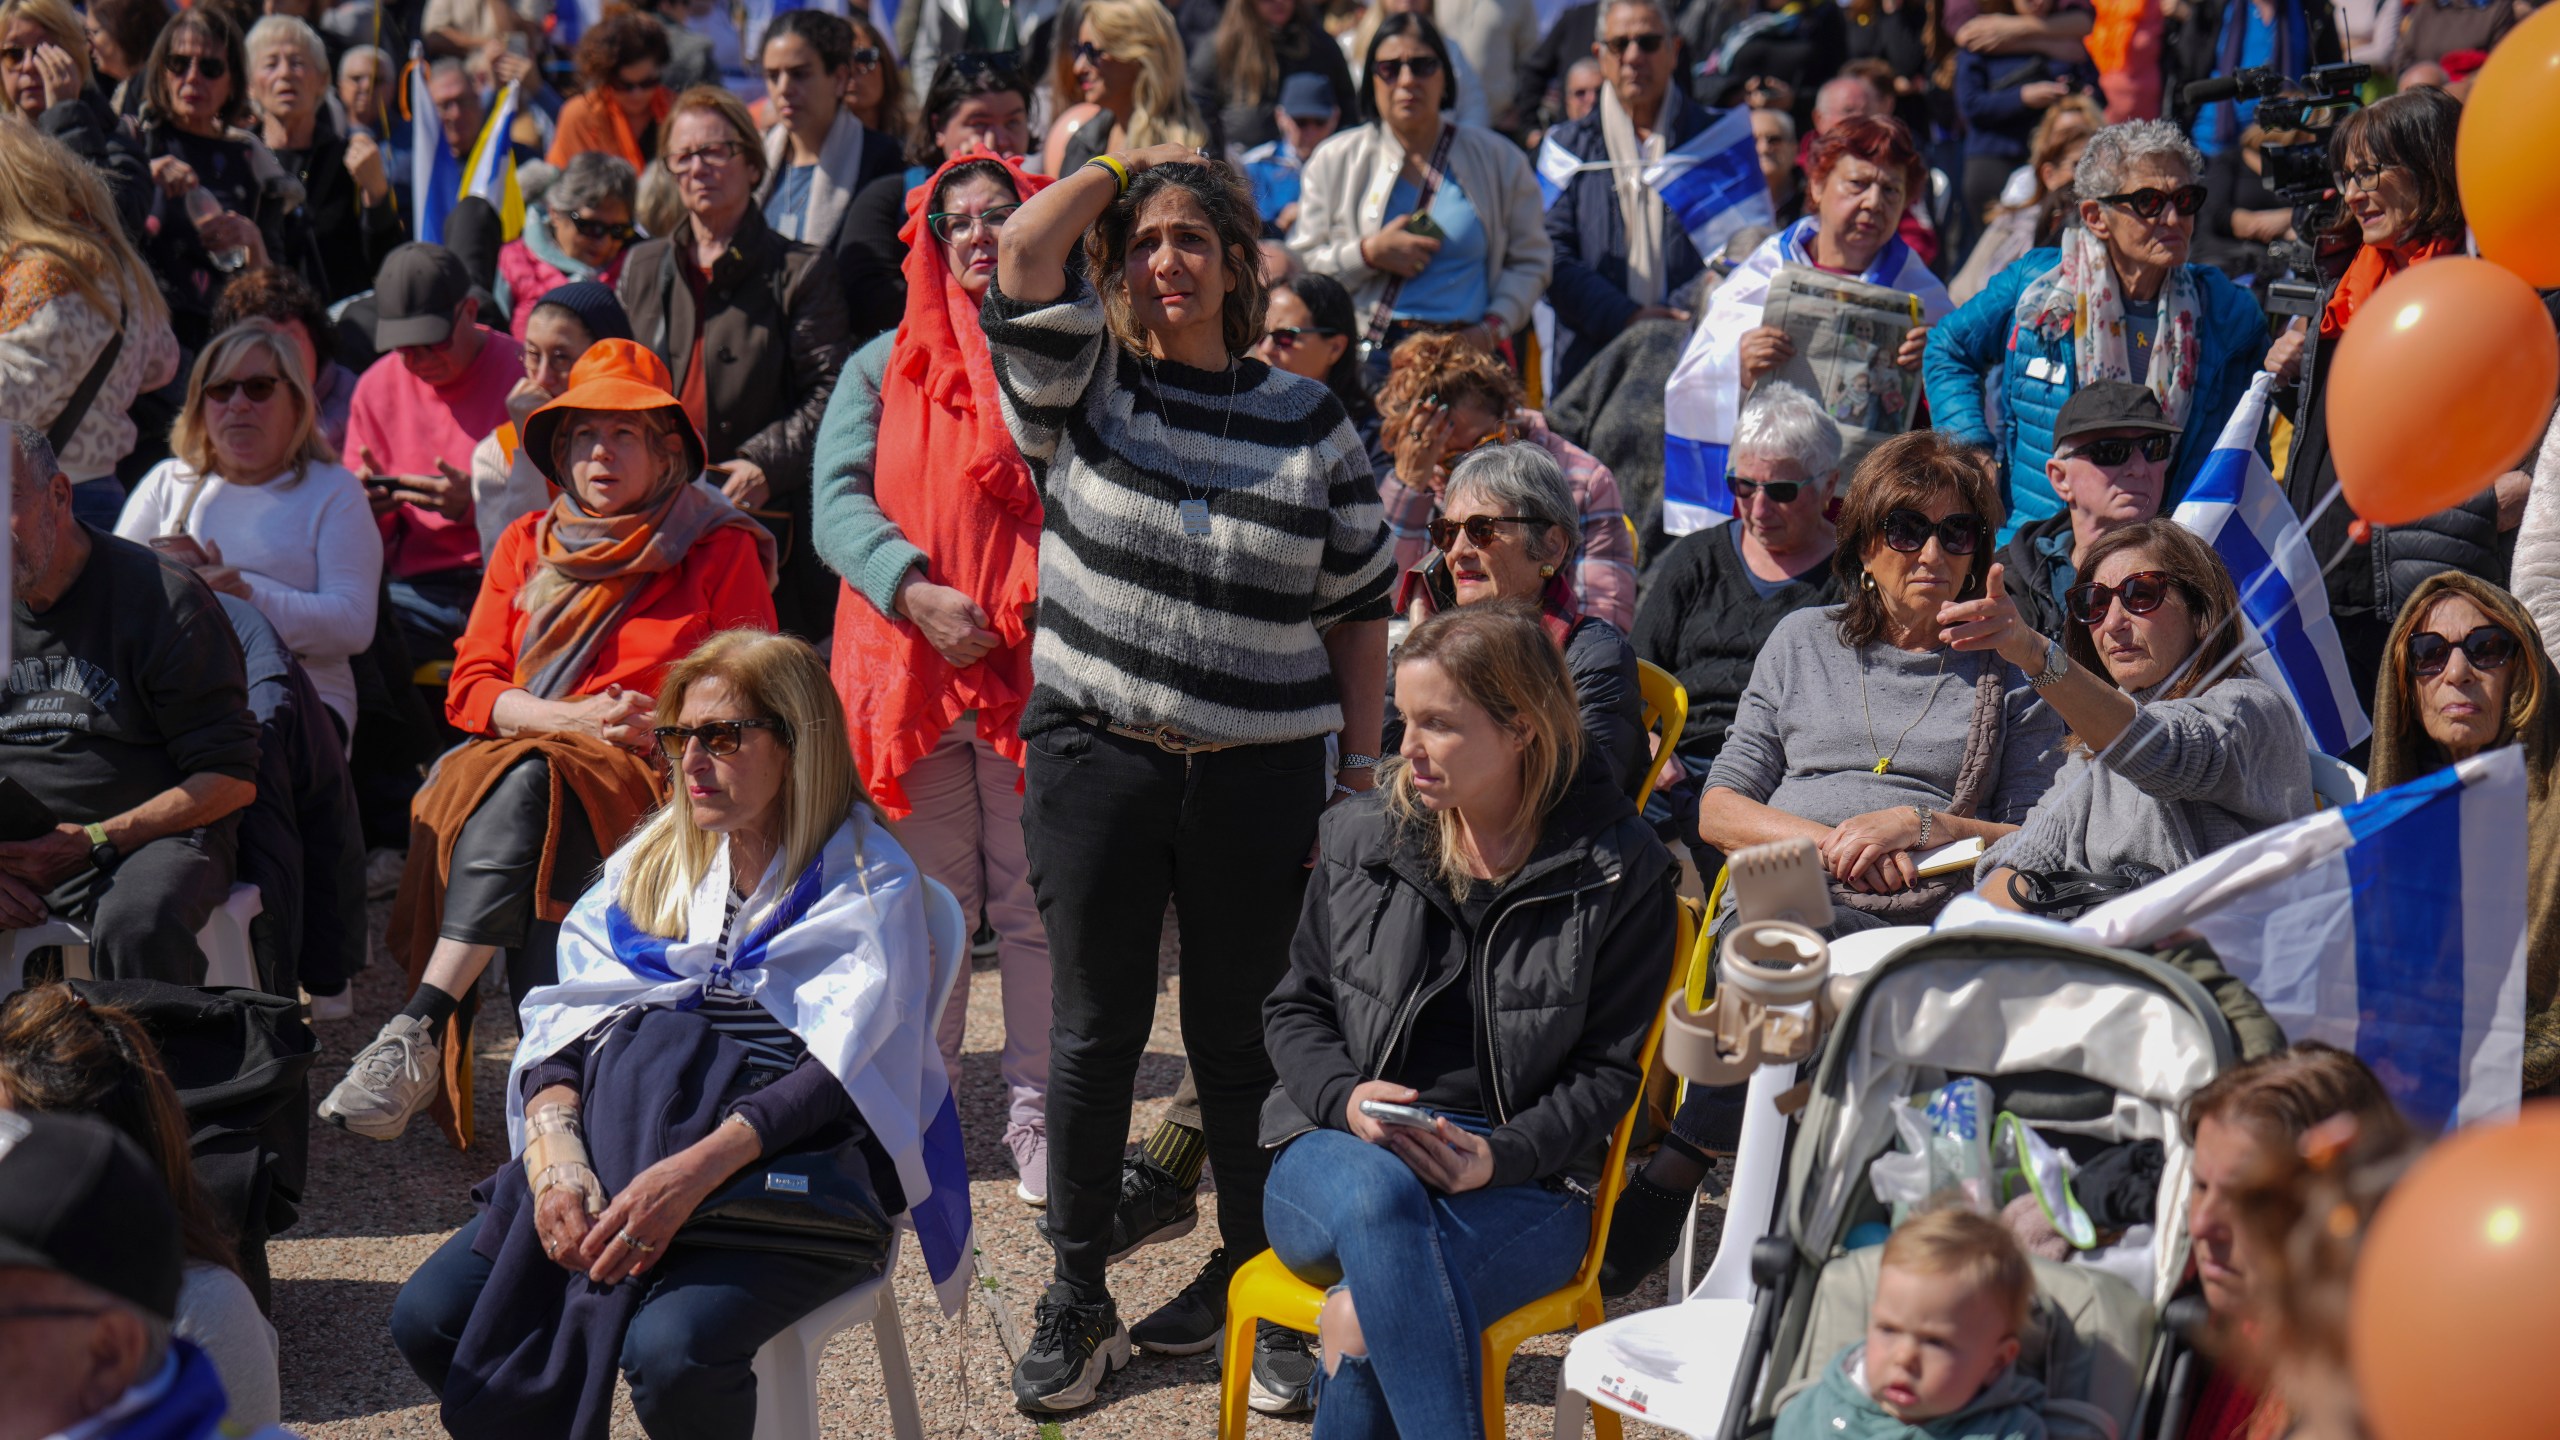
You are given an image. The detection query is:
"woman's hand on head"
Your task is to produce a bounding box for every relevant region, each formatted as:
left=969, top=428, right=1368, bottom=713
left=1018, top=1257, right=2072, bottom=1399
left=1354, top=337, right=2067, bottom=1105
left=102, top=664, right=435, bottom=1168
left=1737, top=325, right=1794, bottom=385
left=1121, top=142, right=1208, bottom=174
left=1345, top=1078, right=1419, bottom=1143
left=1381, top=1116, right=1495, bottom=1193
left=32, top=43, right=79, bottom=109
left=1392, top=400, right=1454, bottom=490
left=894, top=570, right=999, bottom=667
left=1936, top=562, right=2044, bottom=671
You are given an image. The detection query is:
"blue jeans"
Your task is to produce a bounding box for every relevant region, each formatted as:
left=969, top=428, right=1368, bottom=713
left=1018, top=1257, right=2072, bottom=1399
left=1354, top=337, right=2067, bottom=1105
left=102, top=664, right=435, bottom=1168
left=390, top=1213, right=870, bottom=1439
left=1264, top=1128, right=1592, bottom=1440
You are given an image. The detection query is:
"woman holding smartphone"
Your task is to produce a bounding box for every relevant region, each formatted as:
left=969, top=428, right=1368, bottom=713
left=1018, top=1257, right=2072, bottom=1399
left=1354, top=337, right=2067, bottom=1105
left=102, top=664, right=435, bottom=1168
left=1260, top=601, right=1677, bottom=1438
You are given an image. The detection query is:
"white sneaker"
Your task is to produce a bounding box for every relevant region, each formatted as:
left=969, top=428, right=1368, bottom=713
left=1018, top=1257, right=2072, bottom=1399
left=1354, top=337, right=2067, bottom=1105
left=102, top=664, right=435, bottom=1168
left=1007, top=1118, right=1048, bottom=1208
left=318, top=1014, right=442, bottom=1140
left=304, top=988, right=356, bottom=1023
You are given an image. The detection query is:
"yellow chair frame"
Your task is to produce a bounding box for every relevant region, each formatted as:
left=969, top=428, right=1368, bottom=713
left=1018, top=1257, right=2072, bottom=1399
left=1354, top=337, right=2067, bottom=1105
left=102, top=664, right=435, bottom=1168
left=1217, top=898, right=1702, bottom=1440
left=1633, top=661, right=1689, bottom=812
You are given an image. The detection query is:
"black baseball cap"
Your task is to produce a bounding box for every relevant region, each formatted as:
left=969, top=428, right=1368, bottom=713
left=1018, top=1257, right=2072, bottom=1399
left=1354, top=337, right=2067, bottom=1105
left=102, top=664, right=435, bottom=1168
left=372, top=242, right=474, bottom=350
left=2054, top=380, right=2181, bottom=443
left=0, top=1111, right=183, bottom=1320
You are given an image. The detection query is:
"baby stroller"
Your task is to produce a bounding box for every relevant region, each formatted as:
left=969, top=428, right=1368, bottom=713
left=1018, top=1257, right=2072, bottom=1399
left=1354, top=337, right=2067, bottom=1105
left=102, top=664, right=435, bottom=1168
left=1565, top=922, right=2238, bottom=1440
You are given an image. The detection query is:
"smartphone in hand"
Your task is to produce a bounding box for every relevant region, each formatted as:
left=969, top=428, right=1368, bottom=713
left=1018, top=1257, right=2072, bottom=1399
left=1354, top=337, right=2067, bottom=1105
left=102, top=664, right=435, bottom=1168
left=1358, top=1099, right=1442, bottom=1131
left=1403, top=210, right=1446, bottom=243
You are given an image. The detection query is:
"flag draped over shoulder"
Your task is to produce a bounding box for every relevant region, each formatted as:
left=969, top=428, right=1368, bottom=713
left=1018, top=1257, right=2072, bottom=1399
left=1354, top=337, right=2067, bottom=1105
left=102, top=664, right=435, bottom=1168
left=2071, top=748, right=2532, bottom=1133
left=2171, top=371, right=2371, bottom=756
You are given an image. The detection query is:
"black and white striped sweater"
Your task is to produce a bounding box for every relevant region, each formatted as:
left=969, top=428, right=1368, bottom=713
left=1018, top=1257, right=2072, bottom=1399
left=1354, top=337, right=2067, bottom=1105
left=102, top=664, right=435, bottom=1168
left=982, top=276, right=1395, bottom=746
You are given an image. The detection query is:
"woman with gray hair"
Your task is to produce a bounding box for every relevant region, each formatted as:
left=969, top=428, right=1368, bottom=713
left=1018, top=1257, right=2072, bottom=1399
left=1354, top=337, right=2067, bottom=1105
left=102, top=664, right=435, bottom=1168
left=498, top=150, right=640, bottom=341
left=1632, top=381, right=1845, bottom=859
left=247, top=14, right=395, bottom=301
left=1391, top=440, right=1646, bottom=794
left=1924, top=118, right=2268, bottom=539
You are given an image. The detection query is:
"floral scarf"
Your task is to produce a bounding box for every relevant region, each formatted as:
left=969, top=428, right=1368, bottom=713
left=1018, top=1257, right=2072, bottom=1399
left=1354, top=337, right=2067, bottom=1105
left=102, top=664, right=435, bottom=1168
left=2017, top=224, right=2204, bottom=429
left=514, top=471, right=774, bottom=699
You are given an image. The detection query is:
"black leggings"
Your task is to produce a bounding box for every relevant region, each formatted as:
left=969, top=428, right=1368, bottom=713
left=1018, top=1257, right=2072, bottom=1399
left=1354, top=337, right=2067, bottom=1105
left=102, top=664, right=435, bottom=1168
left=437, top=754, right=603, bottom=999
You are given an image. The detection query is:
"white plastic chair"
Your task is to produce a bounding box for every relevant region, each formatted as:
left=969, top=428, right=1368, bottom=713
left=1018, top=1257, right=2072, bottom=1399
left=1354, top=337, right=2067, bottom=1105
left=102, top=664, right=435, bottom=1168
left=746, top=874, right=967, bottom=1440
left=2307, top=751, right=2367, bottom=811
left=1, top=883, right=264, bottom=996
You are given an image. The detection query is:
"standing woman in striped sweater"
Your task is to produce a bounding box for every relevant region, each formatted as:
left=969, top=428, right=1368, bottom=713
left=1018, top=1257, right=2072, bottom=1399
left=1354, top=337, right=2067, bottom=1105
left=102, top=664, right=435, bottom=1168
left=984, top=144, right=1394, bottom=1415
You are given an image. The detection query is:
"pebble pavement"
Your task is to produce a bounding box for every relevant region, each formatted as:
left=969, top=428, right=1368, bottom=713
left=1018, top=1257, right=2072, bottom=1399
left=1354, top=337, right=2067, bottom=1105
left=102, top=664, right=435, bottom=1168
left=272, top=903, right=1714, bottom=1438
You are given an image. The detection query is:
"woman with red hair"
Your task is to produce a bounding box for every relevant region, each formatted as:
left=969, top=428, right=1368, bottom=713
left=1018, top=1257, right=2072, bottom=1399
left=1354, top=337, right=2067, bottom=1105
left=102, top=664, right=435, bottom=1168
left=809, top=151, right=1057, bottom=1207
left=1661, top=115, right=1951, bottom=530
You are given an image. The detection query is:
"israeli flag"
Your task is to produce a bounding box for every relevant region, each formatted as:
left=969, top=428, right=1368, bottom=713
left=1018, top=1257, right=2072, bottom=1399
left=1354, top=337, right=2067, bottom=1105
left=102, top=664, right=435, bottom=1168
left=2173, top=371, right=2372, bottom=756
left=407, top=45, right=463, bottom=246
left=459, top=80, right=525, bottom=243
left=2074, top=747, right=2532, bottom=1133
left=1534, top=131, right=1585, bottom=209
left=1641, top=106, right=1773, bottom=262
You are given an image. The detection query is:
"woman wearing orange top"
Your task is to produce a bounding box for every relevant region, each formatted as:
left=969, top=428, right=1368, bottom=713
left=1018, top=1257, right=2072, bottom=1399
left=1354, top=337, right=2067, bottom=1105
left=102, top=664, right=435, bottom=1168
left=319, top=337, right=778, bottom=1149
left=546, top=12, right=672, bottom=172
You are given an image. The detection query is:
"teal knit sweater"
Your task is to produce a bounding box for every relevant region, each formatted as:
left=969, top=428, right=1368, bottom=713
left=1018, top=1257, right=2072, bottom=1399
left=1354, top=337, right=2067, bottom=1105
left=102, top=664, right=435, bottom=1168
left=808, top=331, right=918, bottom=618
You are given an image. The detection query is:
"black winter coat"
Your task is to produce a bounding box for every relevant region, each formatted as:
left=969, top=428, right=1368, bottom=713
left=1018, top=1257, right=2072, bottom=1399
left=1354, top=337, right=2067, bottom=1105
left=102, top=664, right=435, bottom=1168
left=1260, top=767, right=1679, bottom=1191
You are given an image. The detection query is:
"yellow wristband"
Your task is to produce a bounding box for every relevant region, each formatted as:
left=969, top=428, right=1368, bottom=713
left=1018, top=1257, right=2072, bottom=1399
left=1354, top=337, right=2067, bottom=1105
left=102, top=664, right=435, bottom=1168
left=1085, top=153, right=1131, bottom=196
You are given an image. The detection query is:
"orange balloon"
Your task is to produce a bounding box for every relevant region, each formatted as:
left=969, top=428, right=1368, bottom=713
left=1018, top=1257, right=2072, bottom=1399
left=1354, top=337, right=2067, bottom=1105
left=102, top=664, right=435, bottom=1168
left=2352, top=1104, right=2560, bottom=1440
left=2325, top=257, right=2559, bottom=526
left=2459, top=3, right=2560, bottom=287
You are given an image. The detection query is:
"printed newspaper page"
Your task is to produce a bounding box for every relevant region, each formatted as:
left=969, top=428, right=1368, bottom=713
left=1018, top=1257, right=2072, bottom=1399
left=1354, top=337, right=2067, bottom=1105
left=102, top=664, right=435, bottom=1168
left=1758, top=263, right=1927, bottom=469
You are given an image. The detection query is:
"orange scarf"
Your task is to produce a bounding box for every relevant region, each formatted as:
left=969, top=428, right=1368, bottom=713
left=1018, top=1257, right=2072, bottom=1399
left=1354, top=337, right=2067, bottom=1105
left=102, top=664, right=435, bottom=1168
left=832, top=152, right=1050, bottom=815
left=2320, top=234, right=2459, bottom=340
left=513, top=474, right=773, bottom=698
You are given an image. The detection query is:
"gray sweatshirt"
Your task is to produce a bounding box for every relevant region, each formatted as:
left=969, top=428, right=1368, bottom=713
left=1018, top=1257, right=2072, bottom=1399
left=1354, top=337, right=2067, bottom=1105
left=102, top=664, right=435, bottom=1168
left=1704, top=606, right=2067, bottom=826
left=1978, top=671, right=2316, bottom=880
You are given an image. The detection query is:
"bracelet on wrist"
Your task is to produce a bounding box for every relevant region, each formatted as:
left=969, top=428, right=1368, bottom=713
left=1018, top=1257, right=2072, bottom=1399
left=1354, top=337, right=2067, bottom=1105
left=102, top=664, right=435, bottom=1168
left=1913, top=805, right=1933, bottom=850
left=1338, top=753, right=1380, bottom=771
left=1085, top=153, right=1131, bottom=196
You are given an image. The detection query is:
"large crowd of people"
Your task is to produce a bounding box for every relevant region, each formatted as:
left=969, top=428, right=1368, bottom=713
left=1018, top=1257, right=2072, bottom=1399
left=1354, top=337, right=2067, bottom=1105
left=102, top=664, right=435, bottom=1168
left=1, top=0, right=2556, bottom=1434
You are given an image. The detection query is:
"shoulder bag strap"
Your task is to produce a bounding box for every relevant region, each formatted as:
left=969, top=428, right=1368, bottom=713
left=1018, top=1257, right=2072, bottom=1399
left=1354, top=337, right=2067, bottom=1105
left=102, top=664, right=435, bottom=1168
left=1357, top=122, right=1460, bottom=359
left=47, top=321, right=125, bottom=458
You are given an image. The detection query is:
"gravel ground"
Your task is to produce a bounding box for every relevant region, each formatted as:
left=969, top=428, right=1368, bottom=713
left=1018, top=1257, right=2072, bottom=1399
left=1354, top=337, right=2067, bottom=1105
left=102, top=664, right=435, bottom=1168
left=274, top=905, right=1718, bottom=1438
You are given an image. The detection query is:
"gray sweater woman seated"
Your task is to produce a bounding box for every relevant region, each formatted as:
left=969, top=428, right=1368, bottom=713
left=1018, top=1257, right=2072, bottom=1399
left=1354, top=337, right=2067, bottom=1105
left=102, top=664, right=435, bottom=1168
left=1698, top=431, right=2067, bottom=928
left=1966, top=517, right=2314, bottom=907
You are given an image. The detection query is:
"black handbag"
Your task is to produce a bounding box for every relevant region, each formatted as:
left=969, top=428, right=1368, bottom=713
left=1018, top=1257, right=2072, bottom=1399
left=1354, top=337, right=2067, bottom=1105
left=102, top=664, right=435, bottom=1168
left=2001, top=862, right=2168, bottom=920
left=679, top=1132, right=896, bottom=1268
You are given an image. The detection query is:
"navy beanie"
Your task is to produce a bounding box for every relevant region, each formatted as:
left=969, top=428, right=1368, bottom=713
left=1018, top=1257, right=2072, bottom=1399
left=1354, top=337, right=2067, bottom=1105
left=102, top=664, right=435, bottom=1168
left=531, top=280, right=634, bottom=346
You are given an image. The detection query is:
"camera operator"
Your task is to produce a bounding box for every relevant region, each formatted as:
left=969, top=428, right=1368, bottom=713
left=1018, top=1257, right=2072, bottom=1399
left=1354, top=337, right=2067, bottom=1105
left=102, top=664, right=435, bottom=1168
left=2262, top=86, right=2511, bottom=724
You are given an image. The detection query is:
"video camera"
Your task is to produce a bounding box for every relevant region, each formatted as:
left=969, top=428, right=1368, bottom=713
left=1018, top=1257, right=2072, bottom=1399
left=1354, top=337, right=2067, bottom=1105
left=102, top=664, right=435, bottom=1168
left=2180, top=61, right=2370, bottom=322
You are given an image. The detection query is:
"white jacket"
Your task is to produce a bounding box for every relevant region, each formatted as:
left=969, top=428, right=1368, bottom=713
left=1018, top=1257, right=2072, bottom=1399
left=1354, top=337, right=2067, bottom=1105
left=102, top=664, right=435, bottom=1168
left=2507, top=400, right=2560, bottom=671
left=1289, top=119, right=1554, bottom=336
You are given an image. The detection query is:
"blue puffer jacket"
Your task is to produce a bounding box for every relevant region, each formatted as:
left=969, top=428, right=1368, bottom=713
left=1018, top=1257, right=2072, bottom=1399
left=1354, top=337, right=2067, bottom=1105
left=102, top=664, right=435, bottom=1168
left=1923, top=247, right=2268, bottom=539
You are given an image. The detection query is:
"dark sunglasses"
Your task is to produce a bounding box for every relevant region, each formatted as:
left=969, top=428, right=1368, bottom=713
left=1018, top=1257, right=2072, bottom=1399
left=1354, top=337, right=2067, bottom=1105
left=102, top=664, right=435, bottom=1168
left=653, top=717, right=791, bottom=761
left=165, top=52, right=229, bottom=80
left=945, top=49, right=1025, bottom=82
left=2097, top=184, right=2207, bottom=220
left=0, top=45, right=37, bottom=64
left=1881, top=507, right=1982, bottom=556
left=850, top=45, right=882, bottom=68
left=204, top=375, right=281, bottom=405
left=2064, top=570, right=2175, bottom=627
left=1263, top=325, right=1341, bottom=346
left=1072, top=39, right=1110, bottom=63
left=561, top=210, right=637, bottom=243
left=926, top=203, right=1019, bottom=242
left=2064, top=433, right=2176, bottom=467
left=1728, top=475, right=1803, bottom=503
left=2408, top=623, right=2521, bottom=679
left=1427, top=514, right=1546, bottom=549
left=1602, top=31, right=1667, bottom=52
left=1372, top=54, right=1444, bottom=81
left=611, top=70, right=662, bottom=92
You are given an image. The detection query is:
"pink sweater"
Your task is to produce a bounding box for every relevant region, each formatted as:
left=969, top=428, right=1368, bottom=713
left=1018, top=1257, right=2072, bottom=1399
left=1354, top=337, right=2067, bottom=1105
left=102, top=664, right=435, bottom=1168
left=346, top=329, right=523, bottom=579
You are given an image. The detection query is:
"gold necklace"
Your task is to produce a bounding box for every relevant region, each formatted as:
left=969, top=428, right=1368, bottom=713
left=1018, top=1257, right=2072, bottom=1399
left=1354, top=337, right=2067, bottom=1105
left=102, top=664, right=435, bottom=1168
left=1857, top=642, right=1952, bottom=776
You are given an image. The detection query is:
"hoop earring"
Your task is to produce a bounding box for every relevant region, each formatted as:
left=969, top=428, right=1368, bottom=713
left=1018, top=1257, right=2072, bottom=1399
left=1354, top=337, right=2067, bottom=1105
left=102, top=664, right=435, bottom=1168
left=1539, top=564, right=1557, bottom=578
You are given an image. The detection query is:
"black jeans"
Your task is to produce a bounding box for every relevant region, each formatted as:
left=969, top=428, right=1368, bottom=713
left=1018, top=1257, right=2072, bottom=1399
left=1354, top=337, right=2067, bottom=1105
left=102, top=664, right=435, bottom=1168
left=1024, top=719, right=1329, bottom=1300
left=44, top=821, right=239, bottom=984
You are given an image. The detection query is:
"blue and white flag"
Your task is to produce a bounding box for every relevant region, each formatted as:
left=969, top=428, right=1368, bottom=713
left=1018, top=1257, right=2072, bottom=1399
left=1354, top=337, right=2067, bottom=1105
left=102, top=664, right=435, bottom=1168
left=1534, top=130, right=1588, bottom=209
left=1661, top=216, right=1950, bottom=534
left=2173, top=371, right=2371, bottom=756
left=2074, top=747, right=2532, bottom=1133
left=1642, top=105, right=1773, bottom=261
left=406, top=44, right=464, bottom=247
left=459, top=79, right=524, bottom=243
left=510, top=812, right=978, bottom=1313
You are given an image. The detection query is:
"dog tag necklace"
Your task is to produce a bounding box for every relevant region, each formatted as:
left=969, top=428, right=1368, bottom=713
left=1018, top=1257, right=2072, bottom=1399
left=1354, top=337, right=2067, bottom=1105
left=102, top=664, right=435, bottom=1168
left=1150, top=352, right=1238, bottom=539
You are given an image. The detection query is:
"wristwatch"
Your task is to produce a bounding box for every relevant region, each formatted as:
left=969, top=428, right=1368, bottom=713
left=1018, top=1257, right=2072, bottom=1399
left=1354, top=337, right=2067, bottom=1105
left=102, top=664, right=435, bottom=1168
left=84, top=821, right=121, bottom=873
left=2028, top=635, right=2070, bottom=690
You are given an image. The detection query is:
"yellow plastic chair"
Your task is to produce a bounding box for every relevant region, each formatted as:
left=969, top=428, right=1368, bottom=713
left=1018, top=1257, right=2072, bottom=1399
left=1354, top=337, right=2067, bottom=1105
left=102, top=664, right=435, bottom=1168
left=1218, top=898, right=1702, bottom=1440
left=1633, top=661, right=1689, bottom=811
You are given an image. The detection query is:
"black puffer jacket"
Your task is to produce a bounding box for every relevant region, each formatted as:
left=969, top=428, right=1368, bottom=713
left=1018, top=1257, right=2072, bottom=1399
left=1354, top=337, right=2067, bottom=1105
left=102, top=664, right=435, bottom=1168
left=1260, top=765, right=1679, bottom=1191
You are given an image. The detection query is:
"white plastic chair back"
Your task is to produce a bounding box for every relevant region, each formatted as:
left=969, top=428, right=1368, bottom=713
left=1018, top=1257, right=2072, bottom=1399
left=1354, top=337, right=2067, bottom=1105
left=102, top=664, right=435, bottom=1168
left=3, top=884, right=263, bottom=995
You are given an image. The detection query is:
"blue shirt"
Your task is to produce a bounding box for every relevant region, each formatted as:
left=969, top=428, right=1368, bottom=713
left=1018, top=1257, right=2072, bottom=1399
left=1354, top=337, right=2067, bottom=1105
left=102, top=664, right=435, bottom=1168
left=764, top=163, right=819, bottom=241
left=2191, top=5, right=2276, bottom=157
left=1385, top=173, right=1490, bottom=326
left=1241, top=139, right=1302, bottom=234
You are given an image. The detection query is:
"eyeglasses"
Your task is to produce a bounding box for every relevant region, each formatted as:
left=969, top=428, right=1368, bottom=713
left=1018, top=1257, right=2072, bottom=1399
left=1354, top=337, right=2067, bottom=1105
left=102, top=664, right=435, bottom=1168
left=653, top=717, right=791, bottom=761
left=204, top=375, right=282, bottom=405
left=944, top=49, right=1025, bottom=83
left=1601, top=31, right=1667, bottom=52
left=1073, top=39, right=1110, bottom=64
left=2096, top=185, right=2206, bottom=220
left=927, top=203, right=1020, bottom=242
left=2407, top=623, right=2521, bottom=679
left=1881, top=507, right=1982, bottom=556
left=0, top=45, right=38, bottom=64
left=1263, top=325, right=1341, bottom=347
left=611, top=70, right=663, bottom=93
left=1728, top=475, right=1804, bottom=503
left=2335, top=162, right=2401, bottom=194
left=560, top=210, right=637, bottom=242
left=1372, top=54, right=1444, bottom=81
left=850, top=45, right=882, bottom=68
left=2062, top=433, right=2175, bottom=467
left=2064, top=570, right=2175, bottom=627
left=1427, top=514, right=1547, bottom=549
left=667, top=141, right=746, bottom=172
left=165, top=52, right=229, bottom=81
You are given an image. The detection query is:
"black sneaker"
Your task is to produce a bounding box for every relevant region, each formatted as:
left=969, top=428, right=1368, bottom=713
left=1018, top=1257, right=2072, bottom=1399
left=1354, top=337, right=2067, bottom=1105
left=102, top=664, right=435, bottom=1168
left=1106, top=1154, right=1199, bottom=1262
left=1012, top=1284, right=1131, bottom=1414
left=1247, top=1322, right=1319, bottom=1415
left=1130, top=1246, right=1228, bottom=1355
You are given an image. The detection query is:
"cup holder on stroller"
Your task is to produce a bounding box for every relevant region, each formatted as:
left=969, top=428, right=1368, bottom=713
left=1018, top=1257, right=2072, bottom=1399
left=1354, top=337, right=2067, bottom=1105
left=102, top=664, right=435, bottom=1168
left=1663, top=839, right=1857, bottom=1087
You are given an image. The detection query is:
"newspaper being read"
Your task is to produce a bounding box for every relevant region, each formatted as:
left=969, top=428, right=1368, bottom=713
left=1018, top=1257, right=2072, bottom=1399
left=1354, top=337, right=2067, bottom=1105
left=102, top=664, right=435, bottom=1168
left=1758, top=263, right=1926, bottom=470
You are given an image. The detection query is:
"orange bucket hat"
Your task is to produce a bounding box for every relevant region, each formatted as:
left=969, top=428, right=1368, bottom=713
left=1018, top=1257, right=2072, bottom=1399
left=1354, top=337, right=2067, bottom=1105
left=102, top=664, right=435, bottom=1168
left=521, top=338, right=707, bottom=491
